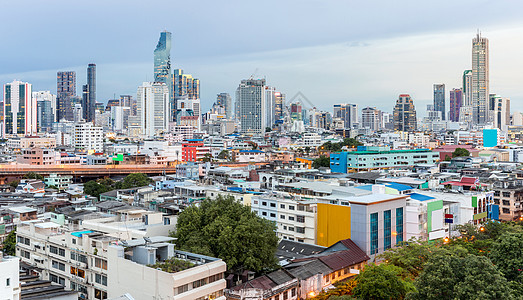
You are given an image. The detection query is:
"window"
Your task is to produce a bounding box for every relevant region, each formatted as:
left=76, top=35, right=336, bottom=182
left=262, top=201, right=267, bottom=206
left=193, top=278, right=207, bottom=288
left=253, top=200, right=258, bottom=205
left=296, top=227, right=305, bottom=234
left=270, top=203, right=276, bottom=208
left=502, top=200, right=510, bottom=206
left=6, top=278, right=10, bottom=287
left=52, top=260, right=65, bottom=271
left=289, top=205, right=295, bottom=210
left=280, top=204, right=285, bottom=209
left=396, top=208, right=404, bottom=244
left=296, top=215, right=305, bottom=223
left=291, top=288, right=296, bottom=297
left=288, top=227, right=294, bottom=232
left=178, top=284, right=189, bottom=294
left=208, top=273, right=222, bottom=283
left=262, top=212, right=267, bottom=216
left=70, top=267, right=85, bottom=278
left=72, top=238, right=76, bottom=244
left=20, top=250, right=30, bottom=259
left=283, top=290, right=288, bottom=300
left=95, top=274, right=107, bottom=286
left=384, top=210, right=391, bottom=250
left=280, top=215, right=285, bottom=219
left=71, top=252, right=87, bottom=264
left=288, top=216, right=295, bottom=221
left=370, top=213, right=379, bottom=255
left=270, top=213, right=276, bottom=218
left=95, top=258, right=108, bottom=270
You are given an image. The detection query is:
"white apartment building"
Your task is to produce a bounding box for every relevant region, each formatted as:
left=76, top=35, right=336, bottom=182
left=408, top=132, right=430, bottom=148
left=299, top=132, right=322, bottom=148
left=237, top=79, right=266, bottom=135
left=3, top=80, right=37, bottom=137
left=0, top=255, right=20, bottom=300
left=73, top=122, right=103, bottom=153
left=7, top=136, right=56, bottom=149
left=132, top=82, right=169, bottom=138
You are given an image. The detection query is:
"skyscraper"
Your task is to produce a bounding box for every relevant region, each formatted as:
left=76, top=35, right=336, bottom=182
left=265, top=86, right=276, bottom=126
left=33, top=91, right=56, bottom=132
left=489, top=94, right=510, bottom=130
left=449, top=88, right=463, bottom=122
left=274, top=92, right=285, bottom=123
left=3, top=80, right=37, bottom=136
left=290, top=102, right=303, bottom=121
left=462, top=70, right=472, bottom=106
left=82, top=64, right=96, bottom=122
left=171, top=69, right=200, bottom=121
left=154, top=31, right=172, bottom=84
left=393, top=94, right=417, bottom=132
left=216, top=93, right=232, bottom=119
left=472, top=33, right=489, bottom=124
left=56, top=71, right=76, bottom=121
left=333, top=103, right=358, bottom=129
left=361, top=107, right=382, bottom=132
left=120, top=95, right=136, bottom=116
left=237, top=79, right=266, bottom=135
left=133, top=82, right=170, bottom=137
left=433, top=84, right=445, bottom=120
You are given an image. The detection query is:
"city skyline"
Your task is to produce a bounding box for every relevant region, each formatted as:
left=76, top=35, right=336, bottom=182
left=2, top=1, right=523, bottom=115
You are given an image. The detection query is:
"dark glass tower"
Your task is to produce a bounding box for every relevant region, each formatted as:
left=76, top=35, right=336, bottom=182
left=82, top=64, right=96, bottom=122
left=57, top=71, right=76, bottom=121
left=154, top=31, right=172, bottom=84
left=433, top=83, right=445, bottom=120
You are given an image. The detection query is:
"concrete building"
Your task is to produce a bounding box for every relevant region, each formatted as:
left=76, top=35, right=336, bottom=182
left=449, top=88, right=463, bottom=122
left=44, top=173, right=73, bottom=191
left=471, top=33, right=489, bottom=124
left=361, top=107, right=382, bottom=132
left=17, top=148, right=55, bottom=165
left=0, top=255, right=20, bottom=300
left=57, top=71, right=76, bottom=121
left=3, top=80, right=37, bottom=136
left=131, top=82, right=169, bottom=137
left=393, top=94, right=417, bottom=132
left=7, top=136, right=56, bottom=149
left=73, top=122, right=104, bottom=153
left=489, top=94, right=510, bottom=130
left=492, top=180, right=523, bottom=221
left=237, top=79, right=266, bottom=135
left=171, top=69, right=200, bottom=122
left=82, top=64, right=96, bottom=123
left=330, top=146, right=438, bottom=173
left=216, top=93, right=233, bottom=119
left=33, top=91, right=57, bottom=132
left=333, top=103, right=358, bottom=130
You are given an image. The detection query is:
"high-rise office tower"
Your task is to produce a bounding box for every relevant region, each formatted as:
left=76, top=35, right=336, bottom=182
left=120, top=95, right=136, bottom=116
left=361, top=107, right=382, bottom=132
left=449, top=88, right=463, bottom=122
left=333, top=103, right=358, bottom=129
left=154, top=31, right=172, bottom=84
left=274, top=92, right=285, bottom=123
left=82, top=64, right=96, bottom=122
left=472, top=33, right=489, bottom=124
left=237, top=79, right=266, bottom=135
left=134, top=82, right=169, bottom=137
left=265, top=86, right=277, bottom=126
left=393, top=94, right=417, bottom=132
left=171, top=69, right=200, bottom=121
left=433, top=84, right=445, bottom=120
left=33, top=91, right=56, bottom=132
left=3, top=80, right=37, bottom=136
left=462, top=70, right=472, bottom=106
left=216, top=93, right=232, bottom=119
left=56, top=71, right=76, bottom=121
left=489, top=94, right=510, bottom=130
left=290, top=102, right=303, bottom=121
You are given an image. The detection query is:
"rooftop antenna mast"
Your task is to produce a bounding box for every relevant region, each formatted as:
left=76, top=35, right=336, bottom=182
left=249, top=68, right=259, bottom=80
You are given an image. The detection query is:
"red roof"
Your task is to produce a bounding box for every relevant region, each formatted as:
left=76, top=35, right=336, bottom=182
left=441, top=177, right=487, bottom=187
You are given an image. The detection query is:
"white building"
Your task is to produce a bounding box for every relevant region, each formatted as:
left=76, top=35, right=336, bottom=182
left=73, top=122, right=104, bottom=153
left=471, top=33, right=489, bottom=124
left=110, top=106, right=131, bottom=133
left=361, top=107, right=382, bottom=132
left=3, top=80, right=37, bottom=136
left=0, top=255, right=20, bottom=300
left=489, top=94, right=510, bottom=130
left=133, top=82, right=170, bottom=137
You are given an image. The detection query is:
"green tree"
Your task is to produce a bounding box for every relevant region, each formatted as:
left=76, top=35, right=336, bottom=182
left=452, top=148, right=470, bottom=158
left=1, top=229, right=16, bottom=256
left=23, top=172, right=44, bottom=180
left=342, top=138, right=363, bottom=148
left=489, top=232, right=523, bottom=283
left=116, top=173, right=152, bottom=189
left=312, top=155, right=330, bottom=169
left=410, top=254, right=515, bottom=300
left=265, top=127, right=272, bottom=132
left=9, top=180, right=19, bottom=188
left=352, top=264, right=415, bottom=300
left=83, top=180, right=112, bottom=199
left=199, top=153, right=213, bottom=163
left=305, top=146, right=311, bottom=154
left=173, top=195, right=279, bottom=274
left=217, top=150, right=230, bottom=160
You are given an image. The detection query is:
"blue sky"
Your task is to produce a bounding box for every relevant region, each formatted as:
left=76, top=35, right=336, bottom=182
left=2, top=0, right=523, bottom=114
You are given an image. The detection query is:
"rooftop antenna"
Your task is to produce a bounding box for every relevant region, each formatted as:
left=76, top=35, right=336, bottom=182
left=249, top=68, right=259, bottom=80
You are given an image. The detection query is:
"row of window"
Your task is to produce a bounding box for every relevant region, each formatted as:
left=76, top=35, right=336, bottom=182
left=177, top=273, right=223, bottom=295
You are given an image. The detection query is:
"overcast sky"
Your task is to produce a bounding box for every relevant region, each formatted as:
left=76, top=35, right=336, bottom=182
left=2, top=0, right=523, bottom=114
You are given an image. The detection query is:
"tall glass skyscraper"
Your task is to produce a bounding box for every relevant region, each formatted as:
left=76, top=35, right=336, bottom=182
left=472, top=33, right=489, bottom=124
left=3, top=80, right=37, bottom=136
left=449, top=88, right=463, bottom=122
left=433, top=84, right=445, bottom=120
left=57, top=71, right=76, bottom=121
left=216, top=93, right=232, bottom=119
left=82, top=64, right=96, bottom=122
left=237, top=79, right=266, bottom=135
left=393, top=94, right=417, bottom=132
left=154, top=31, right=172, bottom=84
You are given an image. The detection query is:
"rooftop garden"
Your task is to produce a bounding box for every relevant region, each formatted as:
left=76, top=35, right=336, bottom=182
left=148, top=257, right=195, bottom=273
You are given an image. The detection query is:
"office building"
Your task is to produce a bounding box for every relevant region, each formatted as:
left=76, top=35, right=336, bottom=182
left=3, top=80, right=37, bottom=136
left=171, top=69, right=200, bottom=121
left=274, top=91, right=285, bottom=123
left=175, top=96, right=201, bottom=130
left=433, top=84, right=445, bottom=120
left=33, top=91, right=56, bottom=132
left=462, top=70, right=472, bottom=106
left=216, top=93, right=232, bottom=119
left=120, top=95, right=136, bottom=116
left=333, top=103, right=358, bottom=129
left=290, top=102, right=302, bottom=121
left=110, top=106, right=131, bottom=133
left=449, top=88, right=463, bottom=122
left=82, top=64, right=96, bottom=123
left=393, top=94, right=417, bottom=132
left=330, top=146, right=439, bottom=172
left=237, top=79, right=266, bottom=135
left=489, top=94, right=510, bottom=130
left=132, top=82, right=169, bottom=137
left=472, top=33, right=489, bottom=124
left=154, top=31, right=172, bottom=84
left=57, top=71, right=75, bottom=121
left=361, top=107, right=382, bottom=132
